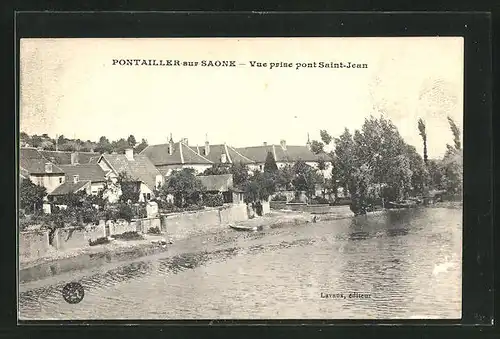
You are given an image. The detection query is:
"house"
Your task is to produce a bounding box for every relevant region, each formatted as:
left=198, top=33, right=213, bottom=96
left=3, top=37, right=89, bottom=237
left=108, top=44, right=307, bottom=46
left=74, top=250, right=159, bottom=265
left=39, top=150, right=101, bottom=165
left=58, top=163, right=109, bottom=195
left=198, top=174, right=245, bottom=204
left=47, top=174, right=92, bottom=202
left=19, top=147, right=66, bottom=194
left=97, top=148, right=164, bottom=202
left=236, top=138, right=332, bottom=177
left=139, top=136, right=214, bottom=176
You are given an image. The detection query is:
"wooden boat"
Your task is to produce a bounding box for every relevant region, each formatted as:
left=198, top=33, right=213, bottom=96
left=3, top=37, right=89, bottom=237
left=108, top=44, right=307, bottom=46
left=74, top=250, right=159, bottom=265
left=229, top=224, right=263, bottom=231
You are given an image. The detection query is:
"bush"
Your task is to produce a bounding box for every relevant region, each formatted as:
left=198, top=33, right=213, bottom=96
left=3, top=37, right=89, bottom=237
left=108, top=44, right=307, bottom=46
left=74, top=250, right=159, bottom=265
left=88, top=237, right=110, bottom=246
left=271, top=194, right=288, bottom=202
left=117, top=203, right=134, bottom=221
left=203, top=193, right=224, bottom=207
left=159, top=202, right=204, bottom=214
left=310, top=196, right=329, bottom=204
left=97, top=203, right=135, bottom=222
left=333, top=197, right=352, bottom=206
left=147, top=226, right=161, bottom=235
left=112, top=231, right=144, bottom=241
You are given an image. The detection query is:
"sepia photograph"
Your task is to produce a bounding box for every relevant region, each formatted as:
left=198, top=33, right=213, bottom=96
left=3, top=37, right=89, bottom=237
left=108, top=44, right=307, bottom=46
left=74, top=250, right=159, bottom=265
left=18, top=37, right=463, bottom=320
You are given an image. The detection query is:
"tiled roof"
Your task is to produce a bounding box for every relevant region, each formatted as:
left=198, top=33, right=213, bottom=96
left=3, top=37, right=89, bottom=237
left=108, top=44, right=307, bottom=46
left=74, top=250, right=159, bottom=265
left=234, top=145, right=276, bottom=163
left=20, top=148, right=65, bottom=174
left=274, top=145, right=326, bottom=162
left=198, top=174, right=234, bottom=192
left=99, top=154, right=162, bottom=190
left=59, top=164, right=108, bottom=183
left=236, top=145, right=327, bottom=163
left=48, top=180, right=90, bottom=196
left=39, top=150, right=101, bottom=165
left=156, top=164, right=183, bottom=176
left=188, top=144, right=255, bottom=165
left=140, top=142, right=213, bottom=166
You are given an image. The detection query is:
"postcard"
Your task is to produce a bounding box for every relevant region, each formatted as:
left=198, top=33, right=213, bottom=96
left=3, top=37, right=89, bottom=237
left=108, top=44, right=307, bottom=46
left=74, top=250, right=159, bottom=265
left=18, top=37, right=463, bottom=320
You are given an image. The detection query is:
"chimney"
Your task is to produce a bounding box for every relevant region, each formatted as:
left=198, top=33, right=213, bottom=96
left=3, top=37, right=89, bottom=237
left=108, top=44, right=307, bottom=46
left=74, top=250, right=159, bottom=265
left=125, top=148, right=134, bottom=161
left=221, top=153, right=227, bottom=163
left=44, top=163, right=52, bottom=173
left=306, top=133, right=311, bottom=150
left=49, top=156, right=56, bottom=163
left=196, top=145, right=200, bottom=155
left=70, top=152, right=79, bottom=165
left=280, top=139, right=287, bottom=150
left=168, top=134, right=174, bottom=155
left=204, top=140, right=210, bottom=156
left=73, top=174, right=79, bottom=184
left=263, top=142, right=267, bottom=146
left=181, top=138, right=188, bottom=145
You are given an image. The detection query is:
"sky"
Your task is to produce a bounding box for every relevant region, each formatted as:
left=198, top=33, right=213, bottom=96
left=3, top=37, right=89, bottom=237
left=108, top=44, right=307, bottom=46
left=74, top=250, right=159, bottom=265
left=20, top=37, right=463, bottom=158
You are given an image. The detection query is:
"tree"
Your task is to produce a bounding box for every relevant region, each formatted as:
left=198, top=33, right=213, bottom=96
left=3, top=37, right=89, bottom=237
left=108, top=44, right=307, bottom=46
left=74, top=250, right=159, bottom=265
left=317, top=158, right=327, bottom=171
left=244, top=171, right=276, bottom=203
left=349, top=164, right=375, bottom=215
left=427, top=159, right=443, bottom=189
left=263, top=151, right=278, bottom=175
left=202, top=163, right=230, bottom=176
left=135, top=138, right=148, bottom=154
left=441, top=147, right=463, bottom=195
left=320, top=130, right=333, bottom=145
left=81, top=140, right=98, bottom=152
left=95, top=136, right=112, bottom=154
left=117, top=172, right=140, bottom=203
left=112, top=138, right=129, bottom=154
left=292, top=160, right=321, bottom=200
left=310, top=140, right=324, bottom=154
left=127, top=135, right=137, bottom=147
left=275, top=163, right=294, bottom=191
left=160, top=168, right=206, bottom=207
left=59, top=139, right=79, bottom=152
left=404, top=145, right=427, bottom=196
left=20, top=132, right=30, bottom=146
left=30, top=135, right=42, bottom=148
left=20, top=179, right=47, bottom=213
left=40, top=140, right=55, bottom=150
left=327, top=154, right=341, bottom=199
left=327, top=116, right=428, bottom=210
left=333, top=128, right=356, bottom=194
left=417, top=118, right=428, bottom=165
left=230, top=162, right=250, bottom=188
left=447, top=116, right=461, bottom=150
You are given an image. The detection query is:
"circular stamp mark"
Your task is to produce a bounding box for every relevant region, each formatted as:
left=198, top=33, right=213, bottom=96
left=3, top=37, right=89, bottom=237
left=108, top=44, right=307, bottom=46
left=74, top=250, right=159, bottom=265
left=62, top=282, right=85, bottom=304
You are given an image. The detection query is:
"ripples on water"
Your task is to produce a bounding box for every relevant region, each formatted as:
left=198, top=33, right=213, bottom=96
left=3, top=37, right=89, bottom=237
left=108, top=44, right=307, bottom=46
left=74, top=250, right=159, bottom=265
left=19, top=208, right=462, bottom=320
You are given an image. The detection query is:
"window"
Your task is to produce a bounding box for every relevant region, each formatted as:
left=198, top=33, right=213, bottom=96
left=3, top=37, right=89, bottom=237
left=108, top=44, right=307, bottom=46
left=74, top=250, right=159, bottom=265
left=146, top=193, right=151, bottom=200
left=59, top=177, right=63, bottom=184
left=259, top=165, right=263, bottom=170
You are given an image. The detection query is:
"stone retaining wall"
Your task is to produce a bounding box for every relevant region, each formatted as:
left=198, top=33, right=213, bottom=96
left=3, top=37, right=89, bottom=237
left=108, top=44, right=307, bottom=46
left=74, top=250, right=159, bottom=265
left=52, top=224, right=107, bottom=250
left=19, top=230, right=50, bottom=262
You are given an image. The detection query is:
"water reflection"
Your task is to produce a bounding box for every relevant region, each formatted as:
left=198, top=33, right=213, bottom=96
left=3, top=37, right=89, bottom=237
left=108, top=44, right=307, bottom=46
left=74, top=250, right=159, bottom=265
left=19, top=208, right=462, bottom=320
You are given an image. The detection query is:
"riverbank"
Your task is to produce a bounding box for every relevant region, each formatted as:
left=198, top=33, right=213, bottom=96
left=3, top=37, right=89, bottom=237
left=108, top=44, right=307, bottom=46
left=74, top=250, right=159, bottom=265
left=19, top=202, right=462, bottom=282
left=17, top=212, right=302, bottom=269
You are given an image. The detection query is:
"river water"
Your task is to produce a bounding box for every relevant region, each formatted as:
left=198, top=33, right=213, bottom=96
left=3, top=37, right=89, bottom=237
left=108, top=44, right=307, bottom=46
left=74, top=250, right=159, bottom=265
left=19, top=207, right=462, bottom=320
